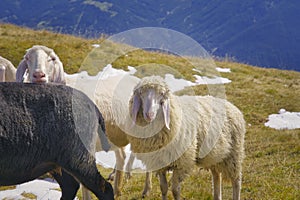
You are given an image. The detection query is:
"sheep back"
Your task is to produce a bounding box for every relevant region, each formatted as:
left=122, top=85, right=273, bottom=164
left=0, top=82, right=109, bottom=185
left=93, top=75, right=140, bottom=148
left=183, top=95, right=245, bottom=180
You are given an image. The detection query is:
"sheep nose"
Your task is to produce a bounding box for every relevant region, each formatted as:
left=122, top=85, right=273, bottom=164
left=33, top=71, right=46, bottom=79
left=146, top=112, right=155, bottom=121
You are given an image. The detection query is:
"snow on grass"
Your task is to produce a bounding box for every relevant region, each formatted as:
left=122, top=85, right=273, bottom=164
left=193, top=75, right=231, bottom=84
left=265, top=109, right=300, bottom=130
left=164, top=73, right=196, bottom=92
left=96, top=144, right=146, bottom=171
left=92, top=44, right=100, bottom=48
left=0, top=179, right=69, bottom=200
left=216, top=67, right=231, bottom=73
left=66, top=64, right=231, bottom=93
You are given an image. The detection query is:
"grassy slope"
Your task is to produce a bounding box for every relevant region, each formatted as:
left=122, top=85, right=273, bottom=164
left=0, top=23, right=299, bottom=199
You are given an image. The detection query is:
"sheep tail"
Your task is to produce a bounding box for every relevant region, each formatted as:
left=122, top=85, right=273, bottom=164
left=95, top=105, right=111, bottom=152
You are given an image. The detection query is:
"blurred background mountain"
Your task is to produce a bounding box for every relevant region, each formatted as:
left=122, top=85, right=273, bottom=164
left=0, top=0, right=299, bottom=71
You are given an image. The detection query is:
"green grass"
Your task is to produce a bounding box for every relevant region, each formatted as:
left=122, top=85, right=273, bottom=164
left=0, top=23, right=299, bottom=199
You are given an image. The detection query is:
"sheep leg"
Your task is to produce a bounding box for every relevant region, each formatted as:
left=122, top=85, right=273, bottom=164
left=125, top=152, right=135, bottom=180
left=158, top=171, right=168, bottom=200
left=66, top=166, right=113, bottom=199
left=142, top=172, right=152, bottom=198
left=113, top=148, right=126, bottom=197
left=51, top=170, right=80, bottom=200
left=232, top=173, right=242, bottom=200
left=62, top=157, right=114, bottom=200
left=211, top=168, right=222, bottom=200
left=107, top=167, right=116, bottom=181
left=171, top=170, right=182, bottom=200
left=125, top=152, right=153, bottom=198
left=81, top=185, right=92, bottom=200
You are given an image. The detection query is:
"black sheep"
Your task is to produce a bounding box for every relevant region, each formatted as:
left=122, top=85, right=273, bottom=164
left=0, top=82, right=114, bottom=200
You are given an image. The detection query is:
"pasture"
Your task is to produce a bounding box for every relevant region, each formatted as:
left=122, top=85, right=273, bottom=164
left=0, top=23, right=299, bottom=199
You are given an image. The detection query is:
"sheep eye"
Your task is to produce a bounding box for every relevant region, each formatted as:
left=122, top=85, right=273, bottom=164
left=135, top=90, right=141, bottom=96
left=48, top=57, right=56, bottom=62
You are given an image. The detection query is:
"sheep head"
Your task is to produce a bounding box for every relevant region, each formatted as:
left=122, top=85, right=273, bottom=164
left=16, top=45, right=66, bottom=84
left=131, top=76, right=171, bottom=129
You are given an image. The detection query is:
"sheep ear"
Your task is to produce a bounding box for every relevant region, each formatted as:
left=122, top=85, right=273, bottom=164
left=0, top=65, right=5, bottom=82
left=49, top=52, right=57, bottom=61
left=52, top=55, right=66, bottom=84
left=16, top=59, right=28, bottom=82
left=162, top=99, right=170, bottom=130
left=131, top=93, right=141, bottom=126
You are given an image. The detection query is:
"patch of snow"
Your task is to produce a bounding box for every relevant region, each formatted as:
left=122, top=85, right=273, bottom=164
left=216, top=67, right=231, bottom=73
left=192, top=68, right=202, bottom=74
left=92, top=44, right=100, bottom=48
left=66, top=65, right=232, bottom=94
left=278, top=108, right=286, bottom=114
left=193, top=75, right=231, bottom=84
left=99, top=64, right=136, bottom=79
left=96, top=144, right=146, bottom=171
left=164, top=74, right=196, bottom=92
left=192, top=68, right=231, bottom=85
left=0, top=179, right=72, bottom=200
left=65, top=64, right=136, bottom=82
left=265, top=109, right=300, bottom=130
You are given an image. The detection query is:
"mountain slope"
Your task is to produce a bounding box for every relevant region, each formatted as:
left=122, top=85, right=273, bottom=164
left=0, top=0, right=299, bottom=70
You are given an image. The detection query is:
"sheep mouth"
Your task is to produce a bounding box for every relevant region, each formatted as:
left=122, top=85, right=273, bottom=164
left=145, top=118, right=153, bottom=122
left=144, top=115, right=155, bottom=122
left=32, top=78, right=47, bottom=83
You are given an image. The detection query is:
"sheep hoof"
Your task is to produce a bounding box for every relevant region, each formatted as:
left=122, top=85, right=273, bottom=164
left=142, top=193, right=148, bottom=198
left=142, top=189, right=151, bottom=198
left=107, top=172, right=115, bottom=181
left=125, top=172, right=132, bottom=181
left=114, top=191, right=122, bottom=199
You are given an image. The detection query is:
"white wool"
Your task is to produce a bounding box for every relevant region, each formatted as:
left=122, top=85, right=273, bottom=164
left=0, top=56, right=16, bottom=82
left=127, top=76, right=245, bottom=200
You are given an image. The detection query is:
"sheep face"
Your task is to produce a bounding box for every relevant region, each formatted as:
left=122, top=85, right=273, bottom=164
left=131, top=76, right=171, bottom=129
left=16, top=46, right=66, bottom=84
left=25, top=49, right=55, bottom=83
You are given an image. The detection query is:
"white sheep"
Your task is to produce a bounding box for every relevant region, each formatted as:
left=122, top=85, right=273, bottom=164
left=0, top=56, right=16, bottom=82
left=127, top=76, right=245, bottom=200
left=16, top=45, right=152, bottom=198
left=16, top=45, right=65, bottom=84
left=66, top=72, right=153, bottom=198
